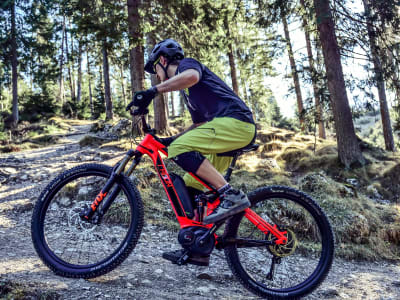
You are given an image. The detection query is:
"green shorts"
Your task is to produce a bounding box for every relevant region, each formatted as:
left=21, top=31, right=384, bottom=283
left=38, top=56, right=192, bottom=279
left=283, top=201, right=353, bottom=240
left=168, top=117, right=256, bottom=191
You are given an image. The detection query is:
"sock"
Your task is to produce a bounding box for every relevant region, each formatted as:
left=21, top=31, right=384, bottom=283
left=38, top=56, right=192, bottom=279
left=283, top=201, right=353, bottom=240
left=217, top=183, right=231, bottom=195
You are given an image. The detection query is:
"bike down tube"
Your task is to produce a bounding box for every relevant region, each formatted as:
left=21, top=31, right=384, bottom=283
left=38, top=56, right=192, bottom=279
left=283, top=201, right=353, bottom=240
left=136, top=134, right=196, bottom=227
left=244, top=208, right=288, bottom=245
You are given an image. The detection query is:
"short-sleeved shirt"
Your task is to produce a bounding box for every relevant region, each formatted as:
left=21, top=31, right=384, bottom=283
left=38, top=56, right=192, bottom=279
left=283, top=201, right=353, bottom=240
left=176, top=58, right=254, bottom=125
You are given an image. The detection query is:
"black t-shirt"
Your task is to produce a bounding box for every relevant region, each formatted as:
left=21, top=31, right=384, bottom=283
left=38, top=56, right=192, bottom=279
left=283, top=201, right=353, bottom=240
left=177, top=58, right=254, bottom=124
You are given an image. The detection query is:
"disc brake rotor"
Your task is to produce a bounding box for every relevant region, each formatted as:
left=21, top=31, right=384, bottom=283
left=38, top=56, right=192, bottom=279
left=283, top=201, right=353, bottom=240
left=266, top=228, right=298, bottom=257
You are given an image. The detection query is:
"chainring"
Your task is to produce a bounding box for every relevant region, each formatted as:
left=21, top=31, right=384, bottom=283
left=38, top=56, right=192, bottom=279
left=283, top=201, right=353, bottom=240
left=266, top=228, right=298, bottom=257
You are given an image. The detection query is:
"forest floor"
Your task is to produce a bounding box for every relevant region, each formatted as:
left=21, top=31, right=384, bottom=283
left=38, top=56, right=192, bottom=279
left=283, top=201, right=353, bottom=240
left=1, top=123, right=399, bottom=299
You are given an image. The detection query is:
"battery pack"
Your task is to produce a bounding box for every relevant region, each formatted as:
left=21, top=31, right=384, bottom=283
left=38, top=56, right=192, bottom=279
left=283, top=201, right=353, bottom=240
left=170, top=173, right=194, bottom=219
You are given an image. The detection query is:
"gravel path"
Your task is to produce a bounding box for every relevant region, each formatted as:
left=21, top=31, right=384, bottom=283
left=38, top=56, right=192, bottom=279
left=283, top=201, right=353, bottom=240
left=0, top=126, right=399, bottom=299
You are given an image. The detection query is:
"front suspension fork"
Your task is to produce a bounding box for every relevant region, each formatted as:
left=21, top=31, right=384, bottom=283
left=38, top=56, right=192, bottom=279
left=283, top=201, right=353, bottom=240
left=80, top=150, right=141, bottom=222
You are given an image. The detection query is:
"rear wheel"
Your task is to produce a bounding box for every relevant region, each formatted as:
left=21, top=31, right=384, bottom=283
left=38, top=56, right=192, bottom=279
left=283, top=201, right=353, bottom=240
left=224, top=186, right=334, bottom=299
left=31, top=163, right=144, bottom=278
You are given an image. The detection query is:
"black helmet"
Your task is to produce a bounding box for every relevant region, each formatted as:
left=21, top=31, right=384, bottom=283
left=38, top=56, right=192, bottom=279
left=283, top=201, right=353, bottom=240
left=144, top=38, right=184, bottom=74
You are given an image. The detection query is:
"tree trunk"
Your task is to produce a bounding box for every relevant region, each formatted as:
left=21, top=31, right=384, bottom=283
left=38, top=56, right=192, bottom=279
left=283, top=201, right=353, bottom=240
left=127, top=0, right=145, bottom=134
left=387, top=49, right=400, bottom=117
left=170, top=92, right=175, bottom=117
left=227, top=44, right=239, bottom=96
left=59, top=14, right=65, bottom=105
left=77, top=39, right=82, bottom=103
left=0, top=92, right=3, bottom=112
left=314, top=0, right=365, bottom=167
left=223, top=14, right=239, bottom=96
left=152, top=75, right=169, bottom=134
left=363, top=0, right=395, bottom=151
left=147, top=33, right=169, bottom=133
left=179, top=94, right=185, bottom=116
left=127, top=0, right=145, bottom=94
left=165, top=93, right=170, bottom=119
left=10, top=0, right=18, bottom=128
left=64, top=19, right=75, bottom=102
left=102, top=44, right=113, bottom=120
left=281, top=12, right=305, bottom=131
left=300, top=0, right=326, bottom=139
left=71, top=29, right=76, bottom=101
left=119, top=65, right=127, bottom=107
left=87, top=51, right=94, bottom=118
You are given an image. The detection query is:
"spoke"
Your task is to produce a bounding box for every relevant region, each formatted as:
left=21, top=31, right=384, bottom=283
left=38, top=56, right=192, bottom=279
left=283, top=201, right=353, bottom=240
left=246, top=221, right=258, bottom=239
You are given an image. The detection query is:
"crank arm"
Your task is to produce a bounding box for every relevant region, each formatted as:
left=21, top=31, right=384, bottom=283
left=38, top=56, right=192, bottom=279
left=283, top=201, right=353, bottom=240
left=198, top=220, right=225, bottom=246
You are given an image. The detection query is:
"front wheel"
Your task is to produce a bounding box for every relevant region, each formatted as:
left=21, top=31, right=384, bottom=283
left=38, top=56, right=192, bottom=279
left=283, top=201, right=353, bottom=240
left=224, top=186, right=334, bottom=299
left=31, top=163, right=144, bottom=278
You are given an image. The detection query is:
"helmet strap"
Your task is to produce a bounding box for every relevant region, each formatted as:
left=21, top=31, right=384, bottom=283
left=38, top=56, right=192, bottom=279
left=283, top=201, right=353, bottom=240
left=157, top=57, right=173, bottom=80
left=164, top=61, right=173, bottom=80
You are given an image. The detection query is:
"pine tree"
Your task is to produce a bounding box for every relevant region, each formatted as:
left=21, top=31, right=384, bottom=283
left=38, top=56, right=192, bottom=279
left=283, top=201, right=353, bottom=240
left=362, top=0, right=395, bottom=151
left=10, top=0, right=18, bottom=127
left=299, top=0, right=326, bottom=138
left=281, top=10, right=305, bottom=131
left=0, top=0, right=20, bottom=127
left=313, top=0, right=365, bottom=167
left=146, top=29, right=169, bottom=134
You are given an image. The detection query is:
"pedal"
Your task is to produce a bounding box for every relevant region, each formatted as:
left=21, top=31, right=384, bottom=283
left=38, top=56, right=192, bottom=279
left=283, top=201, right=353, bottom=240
left=176, top=250, right=190, bottom=266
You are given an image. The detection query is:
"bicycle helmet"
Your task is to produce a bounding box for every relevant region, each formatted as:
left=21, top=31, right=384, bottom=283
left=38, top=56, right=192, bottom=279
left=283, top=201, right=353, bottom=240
left=144, top=39, right=184, bottom=75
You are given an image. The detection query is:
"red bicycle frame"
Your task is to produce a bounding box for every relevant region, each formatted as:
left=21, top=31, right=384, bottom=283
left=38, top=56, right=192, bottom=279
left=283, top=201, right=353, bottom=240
left=136, top=133, right=288, bottom=245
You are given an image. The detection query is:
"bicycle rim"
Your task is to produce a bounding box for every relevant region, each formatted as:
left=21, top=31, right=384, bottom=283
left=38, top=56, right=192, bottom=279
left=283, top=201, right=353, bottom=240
left=39, top=170, right=135, bottom=269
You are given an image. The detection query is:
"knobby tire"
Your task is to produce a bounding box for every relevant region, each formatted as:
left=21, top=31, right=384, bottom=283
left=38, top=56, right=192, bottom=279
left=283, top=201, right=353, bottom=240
left=224, top=186, right=334, bottom=299
left=31, top=163, right=144, bottom=278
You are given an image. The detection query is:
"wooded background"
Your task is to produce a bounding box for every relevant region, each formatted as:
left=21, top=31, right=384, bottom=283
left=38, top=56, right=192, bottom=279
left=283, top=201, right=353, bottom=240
left=1, top=0, right=399, bottom=167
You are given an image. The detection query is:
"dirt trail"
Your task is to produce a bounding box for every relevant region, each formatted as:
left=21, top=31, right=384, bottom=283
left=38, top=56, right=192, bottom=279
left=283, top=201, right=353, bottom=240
left=0, top=126, right=399, bottom=299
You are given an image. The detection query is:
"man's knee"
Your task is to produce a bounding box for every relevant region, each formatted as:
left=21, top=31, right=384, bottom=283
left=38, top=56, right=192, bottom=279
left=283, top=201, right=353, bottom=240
left=172, top=151, right=206, bottom=174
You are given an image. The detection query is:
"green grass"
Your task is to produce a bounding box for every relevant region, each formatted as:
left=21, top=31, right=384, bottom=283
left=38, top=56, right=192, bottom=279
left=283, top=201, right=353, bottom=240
left=2, top=117, right=399, bottom=261
left=0, top=118, right=71, bottom=153
left=104, top=124, right=400, bottom=261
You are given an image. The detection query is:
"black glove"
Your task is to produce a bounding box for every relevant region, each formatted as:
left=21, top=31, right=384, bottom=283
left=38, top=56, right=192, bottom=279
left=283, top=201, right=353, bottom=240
left=126, top=86, right=158, bottom=111
left=158, top=136, right=175, bottom=147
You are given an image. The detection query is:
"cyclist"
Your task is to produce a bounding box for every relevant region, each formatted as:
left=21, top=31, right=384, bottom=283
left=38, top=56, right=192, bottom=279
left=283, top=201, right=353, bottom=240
left=131, top=38, right=256, bottom=266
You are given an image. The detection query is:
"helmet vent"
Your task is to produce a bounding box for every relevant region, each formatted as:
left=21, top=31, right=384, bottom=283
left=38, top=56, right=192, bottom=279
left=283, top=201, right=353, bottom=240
left=153, top=45, right=160, bottom=53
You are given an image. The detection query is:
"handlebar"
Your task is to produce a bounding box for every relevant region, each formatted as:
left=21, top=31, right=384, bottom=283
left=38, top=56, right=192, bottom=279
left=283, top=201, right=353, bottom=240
left=126, top=95, right=157, bottom=135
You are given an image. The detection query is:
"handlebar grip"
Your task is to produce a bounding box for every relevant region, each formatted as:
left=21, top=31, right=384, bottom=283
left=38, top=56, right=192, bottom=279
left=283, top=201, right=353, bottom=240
left=131, top=108, right=149, bottom=116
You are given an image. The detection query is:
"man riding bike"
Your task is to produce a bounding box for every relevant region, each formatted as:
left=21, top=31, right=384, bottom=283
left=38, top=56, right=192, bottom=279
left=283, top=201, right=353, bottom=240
left=130, top=38, right=256, bottom=266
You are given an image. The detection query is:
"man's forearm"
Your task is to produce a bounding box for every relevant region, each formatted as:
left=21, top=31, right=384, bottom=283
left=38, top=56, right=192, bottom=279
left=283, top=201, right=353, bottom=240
left=156, top=69, right=199, bottom=93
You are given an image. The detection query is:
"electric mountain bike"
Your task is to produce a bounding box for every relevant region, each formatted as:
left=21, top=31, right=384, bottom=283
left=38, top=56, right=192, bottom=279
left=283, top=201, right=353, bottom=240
left=31, top=114, right=334, bottom=299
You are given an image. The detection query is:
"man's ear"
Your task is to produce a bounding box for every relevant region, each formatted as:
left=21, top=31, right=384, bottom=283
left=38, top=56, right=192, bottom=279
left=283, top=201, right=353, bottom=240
left=159, top=56, right=168, bottom=66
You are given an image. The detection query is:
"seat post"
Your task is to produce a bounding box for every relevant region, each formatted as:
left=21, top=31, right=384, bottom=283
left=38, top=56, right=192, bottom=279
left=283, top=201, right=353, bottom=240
left=224, top=153, right=239, bottom=182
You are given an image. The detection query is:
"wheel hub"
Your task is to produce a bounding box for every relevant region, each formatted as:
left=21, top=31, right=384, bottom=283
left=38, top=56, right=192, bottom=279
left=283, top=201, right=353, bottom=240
left=266, top=228, right=297, bottom=257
